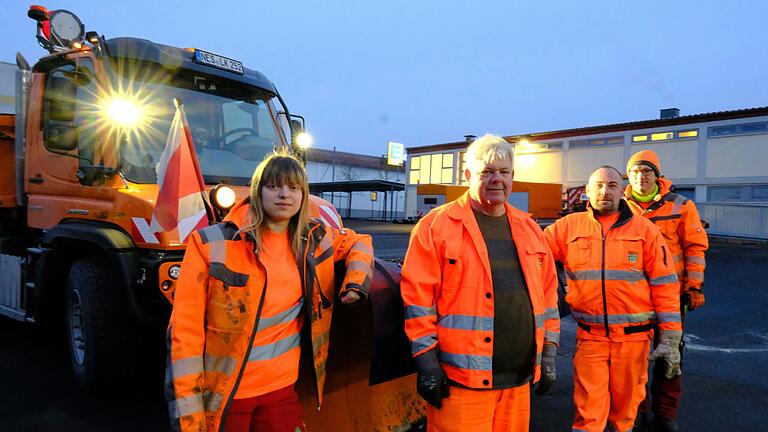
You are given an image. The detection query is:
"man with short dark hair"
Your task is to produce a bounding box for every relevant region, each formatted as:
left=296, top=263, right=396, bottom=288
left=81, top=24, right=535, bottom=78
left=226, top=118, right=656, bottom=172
left=625, top=150, right=709, bottom=432
left=544, top=166, right=681, bottom=432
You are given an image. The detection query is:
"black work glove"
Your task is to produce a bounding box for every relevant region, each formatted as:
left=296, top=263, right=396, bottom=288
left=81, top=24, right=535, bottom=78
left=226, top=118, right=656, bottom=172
left=414, top=349, right=449, bottom=408
left=534, top=343, right=557, bottom=395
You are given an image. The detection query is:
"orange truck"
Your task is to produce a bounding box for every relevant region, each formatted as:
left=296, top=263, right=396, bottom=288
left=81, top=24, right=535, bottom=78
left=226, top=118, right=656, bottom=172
left=0, top=6, right=422, bottom=430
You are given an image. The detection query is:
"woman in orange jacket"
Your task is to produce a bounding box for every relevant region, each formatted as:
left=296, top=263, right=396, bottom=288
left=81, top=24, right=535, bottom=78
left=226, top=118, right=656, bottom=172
left=164, top=151, right=374, bottom=432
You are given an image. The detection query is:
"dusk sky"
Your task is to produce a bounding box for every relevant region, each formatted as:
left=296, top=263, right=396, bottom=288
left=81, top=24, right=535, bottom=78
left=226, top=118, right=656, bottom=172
left=2, top=1, right=767, bottom=157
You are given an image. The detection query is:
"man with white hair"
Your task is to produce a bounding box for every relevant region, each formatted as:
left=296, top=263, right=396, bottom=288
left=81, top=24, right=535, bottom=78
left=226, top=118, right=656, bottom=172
left=401, top=134, right=560, bottom=431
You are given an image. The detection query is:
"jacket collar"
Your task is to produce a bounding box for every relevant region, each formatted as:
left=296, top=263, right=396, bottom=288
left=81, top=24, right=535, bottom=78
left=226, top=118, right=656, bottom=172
left=624, top=176, right=674, bottom=201
left=587, top=199, right=634, bottom=229
left=446, top=191, right=532, bottom=221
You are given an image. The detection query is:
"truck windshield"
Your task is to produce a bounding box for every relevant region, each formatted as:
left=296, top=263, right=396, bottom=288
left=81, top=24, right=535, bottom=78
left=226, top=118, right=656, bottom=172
left=111, top=63, right=287, bottom=185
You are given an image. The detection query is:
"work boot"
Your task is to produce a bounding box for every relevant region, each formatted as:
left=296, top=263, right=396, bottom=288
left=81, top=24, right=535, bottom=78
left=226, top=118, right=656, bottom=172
left=653, top=417, right=680, bottom=432
left=633, top=412, right=650, bottom=432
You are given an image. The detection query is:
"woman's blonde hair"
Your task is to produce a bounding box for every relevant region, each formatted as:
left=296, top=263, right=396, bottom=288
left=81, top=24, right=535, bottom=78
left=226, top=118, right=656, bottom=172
left=238, top=150, right=310, bottom=260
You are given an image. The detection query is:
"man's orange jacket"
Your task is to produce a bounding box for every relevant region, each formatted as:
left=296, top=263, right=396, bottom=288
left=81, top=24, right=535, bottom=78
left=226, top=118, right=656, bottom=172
left=624, top=177, right=708, bottom=294
left=401, top=192, right=560, bottom=389
left=543, top=201, right=681, bottom=341
left=165, top=199, right=373, bottom=432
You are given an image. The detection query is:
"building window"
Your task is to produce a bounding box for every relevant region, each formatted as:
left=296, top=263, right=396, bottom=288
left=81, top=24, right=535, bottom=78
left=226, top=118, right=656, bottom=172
left=752, top=185, right=768, bottom=201
left=408, top=152, right=454, bottom=185
left=677, top=130, right=698, bottom=139
left=651, top=132, right=674, bottom=141
left=571, top=136, right=624, bottom=148
left=708, top=121, right=768, bottom=137
left=632, top=135, right=648, bottom=143
left=459, top=151, right=468, bottom=184
left=708, top=186, right=742, bottom=201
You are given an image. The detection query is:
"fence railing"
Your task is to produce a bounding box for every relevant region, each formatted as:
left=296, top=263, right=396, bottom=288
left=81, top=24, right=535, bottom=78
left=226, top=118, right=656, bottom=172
left=697, top=203, right=768, bottom=239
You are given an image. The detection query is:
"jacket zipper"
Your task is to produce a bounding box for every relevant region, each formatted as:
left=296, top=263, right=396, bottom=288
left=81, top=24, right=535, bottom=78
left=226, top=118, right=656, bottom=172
left=218, top=257, right=268, bottom=432
left=601, top=232, right=610, bottom=337
left=302, top=223, right=323, bottom=410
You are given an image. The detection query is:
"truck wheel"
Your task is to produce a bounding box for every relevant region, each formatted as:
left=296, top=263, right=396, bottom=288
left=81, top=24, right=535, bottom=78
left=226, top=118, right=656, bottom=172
left=66, top=257, right=129, bottom=392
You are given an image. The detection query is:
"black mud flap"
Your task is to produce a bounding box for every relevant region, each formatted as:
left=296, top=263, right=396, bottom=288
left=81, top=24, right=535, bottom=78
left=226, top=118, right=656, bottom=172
left=368, top=258, right=416, bottom=385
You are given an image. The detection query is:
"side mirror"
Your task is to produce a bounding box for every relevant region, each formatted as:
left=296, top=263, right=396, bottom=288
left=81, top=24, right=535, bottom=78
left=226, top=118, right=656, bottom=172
left=290, top=118, right=304, bottom=140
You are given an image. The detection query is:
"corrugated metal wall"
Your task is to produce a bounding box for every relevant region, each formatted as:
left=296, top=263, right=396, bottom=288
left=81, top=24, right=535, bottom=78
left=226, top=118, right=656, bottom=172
left=698, top=203, right=768, bottom=239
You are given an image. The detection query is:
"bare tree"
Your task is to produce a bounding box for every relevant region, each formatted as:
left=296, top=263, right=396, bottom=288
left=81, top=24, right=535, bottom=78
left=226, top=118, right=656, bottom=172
left=339, top=166, right=361, bottom=182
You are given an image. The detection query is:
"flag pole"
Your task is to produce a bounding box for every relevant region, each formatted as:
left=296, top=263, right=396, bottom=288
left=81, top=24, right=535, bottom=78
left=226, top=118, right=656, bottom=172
left=174, top=97, right=215, bottom=224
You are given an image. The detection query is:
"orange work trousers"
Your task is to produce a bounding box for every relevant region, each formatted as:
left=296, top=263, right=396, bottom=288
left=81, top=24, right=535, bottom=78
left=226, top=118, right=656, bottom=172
left=426, top=383, right=530, bottom=432
left=572, top=338, right=651, bottom=432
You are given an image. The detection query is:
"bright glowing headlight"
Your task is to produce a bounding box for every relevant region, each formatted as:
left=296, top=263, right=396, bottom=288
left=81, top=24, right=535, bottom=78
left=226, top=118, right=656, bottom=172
left=104, top=97, right=144, bottom=127
left=211, top=185, right=236, bottom=210
left=296, top=132, right=312, bottom=149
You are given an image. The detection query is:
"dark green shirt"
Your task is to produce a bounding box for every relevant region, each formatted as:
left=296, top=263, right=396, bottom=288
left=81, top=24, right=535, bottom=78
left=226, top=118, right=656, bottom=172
left=473, top=209, right=535, bottom=388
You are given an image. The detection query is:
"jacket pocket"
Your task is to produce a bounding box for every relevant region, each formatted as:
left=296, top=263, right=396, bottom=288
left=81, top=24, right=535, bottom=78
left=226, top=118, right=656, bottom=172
left=206, top=276, right=253, bottom=333
left=566, top=235, right=593, bottom=267
left=442, top=242, right=465, bottom=291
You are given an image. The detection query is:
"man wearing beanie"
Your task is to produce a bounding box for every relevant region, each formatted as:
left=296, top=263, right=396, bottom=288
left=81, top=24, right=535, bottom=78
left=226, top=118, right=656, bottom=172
left=625, top=149, right=709, bottom=432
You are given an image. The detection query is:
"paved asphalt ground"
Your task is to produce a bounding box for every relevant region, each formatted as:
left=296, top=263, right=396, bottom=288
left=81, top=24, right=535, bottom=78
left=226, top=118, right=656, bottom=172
left=1, top=220, right=766, bottom=431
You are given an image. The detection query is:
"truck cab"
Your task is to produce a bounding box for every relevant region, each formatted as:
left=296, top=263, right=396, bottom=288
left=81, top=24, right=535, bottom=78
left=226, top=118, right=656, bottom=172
left=0, top=7, right=422, bottom=430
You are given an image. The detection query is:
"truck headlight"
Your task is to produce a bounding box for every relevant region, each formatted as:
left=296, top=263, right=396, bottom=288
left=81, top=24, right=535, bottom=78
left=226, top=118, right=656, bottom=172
left=210, top=184, right=236, bottom=210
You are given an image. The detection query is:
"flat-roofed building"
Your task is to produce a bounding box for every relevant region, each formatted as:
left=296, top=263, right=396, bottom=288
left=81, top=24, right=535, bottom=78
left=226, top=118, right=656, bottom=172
left=405, top=107, right=768, bottom=238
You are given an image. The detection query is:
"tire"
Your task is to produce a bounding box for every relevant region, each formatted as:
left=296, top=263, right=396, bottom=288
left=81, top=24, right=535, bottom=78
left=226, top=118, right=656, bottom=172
left=66, top=257, right=133, bottom=393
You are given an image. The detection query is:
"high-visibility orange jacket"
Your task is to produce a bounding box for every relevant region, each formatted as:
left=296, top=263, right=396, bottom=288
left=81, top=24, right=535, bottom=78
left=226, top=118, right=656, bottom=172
left=625, top=177, right=708, bottom=294
left=165, top=199, right=373, bottom=432
left=401, top=192, right=560, bottom=389
left=543, top=201, right=682, bottom=341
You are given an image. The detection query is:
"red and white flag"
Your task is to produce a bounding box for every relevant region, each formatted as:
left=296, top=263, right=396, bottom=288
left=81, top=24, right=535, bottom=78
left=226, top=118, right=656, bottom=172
left=149, top=100, right=209, bottom=243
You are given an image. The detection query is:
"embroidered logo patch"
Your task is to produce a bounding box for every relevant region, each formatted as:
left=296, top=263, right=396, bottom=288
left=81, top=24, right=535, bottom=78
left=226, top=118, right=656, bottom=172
left=628, top=252, right=638, bottom=263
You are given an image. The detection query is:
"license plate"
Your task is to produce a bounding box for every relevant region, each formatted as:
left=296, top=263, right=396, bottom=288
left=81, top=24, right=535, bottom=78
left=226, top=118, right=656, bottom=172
left=194, top=50, right=244, bottom=75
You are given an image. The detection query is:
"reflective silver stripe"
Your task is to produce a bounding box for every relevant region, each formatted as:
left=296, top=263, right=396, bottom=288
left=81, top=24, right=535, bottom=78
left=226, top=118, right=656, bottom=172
left=534, top=314, right=545, bottom=328
left=659, top=329, right=683, bottom=339
left=650, top=273, right=678, bottom=285
left=347, top=259, right=372, bottom=274
left=410, top=334, right=437, bottom=355
left=545, top=330, right=560, bottom=345
left=567, top=269, right=646, bottom=283
left=405, top=305, right=436, bottom=320
left=203, top=390, right=224, bottom=412
left=672, top=194, right=687, bottom=214
left=656, top=312, right=681, bottom=323
left=437, top=314, right=493, bottom=331
left=169, top=354, right=237, bottom=380
left=208, top=229, right=226, bottom=264
left=312, top=331, right=329, bottom=354
left=687, top=256, right=706, bottom=266
left=439, top=351, right=492, bottom=371
left=169, top=393, right=204, bottom=418
left=535, top=351, right=543, bottom=366
left=351, top=241, right=374, bottom=256
left=170, top=355, right=203, bottom=380
left=257, top=299, right=304, bottom=331
left=572, top=310, right=656, bottom=325
left=544, top=307, right=560, bottom=320
left=686, top=271, right=704, bottom=281
left=248, top=332, right=301, bottom=361
left=204, top=354, right=237, bottom=375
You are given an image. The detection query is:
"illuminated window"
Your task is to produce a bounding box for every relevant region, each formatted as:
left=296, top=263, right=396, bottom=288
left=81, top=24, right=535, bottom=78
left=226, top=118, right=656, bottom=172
left=409, top=153, right=455, bottom=185
left=651, top=132, right=673, bottom=141
left=677, top=130, right=698, bottom=138
left=632, top=135, right=648, bottom=142
left=441, top=153, right=454, bottom=184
